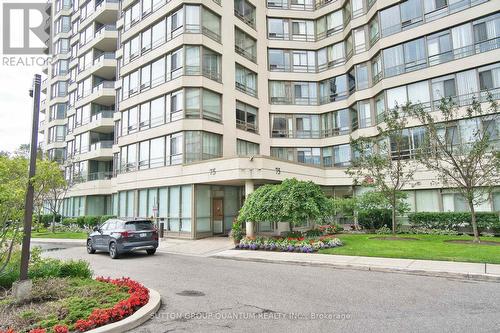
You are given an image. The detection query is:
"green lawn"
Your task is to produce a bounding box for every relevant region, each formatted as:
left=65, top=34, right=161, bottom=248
left=31, top=231, right=88, bottom=239
left=319, top=234, right=500, bottom=264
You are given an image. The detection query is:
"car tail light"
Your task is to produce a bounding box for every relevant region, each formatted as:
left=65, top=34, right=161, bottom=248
left=152, top=230, right=159, bottom=241
left=120, top=231, right=130, bottom=238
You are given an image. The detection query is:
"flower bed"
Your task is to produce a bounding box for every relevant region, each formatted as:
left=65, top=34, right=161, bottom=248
left=236, top=236, right=343, bottom=253
left=0, top=277, right=149, bottom=333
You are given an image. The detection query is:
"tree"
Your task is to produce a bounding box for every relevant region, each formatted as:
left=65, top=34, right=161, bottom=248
left=32, top=160, right=69, bottom=233
left=0, top=156, right=28, bottom=275
left=237, top=178, right=332, bottom=232
left=347, top=104, right=418, bottom=234
left=410, top=95, right=499, bottom=243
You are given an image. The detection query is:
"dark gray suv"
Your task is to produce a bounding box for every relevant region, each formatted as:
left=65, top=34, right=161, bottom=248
left=87, top=219, right=159, bottom=259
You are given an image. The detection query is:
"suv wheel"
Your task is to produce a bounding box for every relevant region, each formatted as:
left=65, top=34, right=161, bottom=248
left=87, top=239, right=95, bottom=254
left=109, top=242, right=119, bottom=259
left=146, top=249, right=156, bottom=255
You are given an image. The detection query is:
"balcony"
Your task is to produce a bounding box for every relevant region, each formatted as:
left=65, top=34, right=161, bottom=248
left=77, top=81, right=115, bottom=106
left=68, top=140, right=114, bottom=161
left=72, top=171, right=113, bottom=184
left=72, top=110, right=114, bottom=135
left=40, top=99, right=46, bottom=113
left=88, top=52, right=116, bottom=79
left=383, top=37, right=500, bottom=80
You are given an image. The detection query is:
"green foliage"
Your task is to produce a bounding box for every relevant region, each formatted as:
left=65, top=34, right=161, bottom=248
left=358, top=209, right=392, bottom=230
left=408, top=212, right=500, bottom=230
left=0, top=248, right=92, bottom=288
left=34, top=213, right=61, bottom=227
left=99, top=215, right=116, bottom=223
left=62, top=217, right=77, bottom=226
left=304, top=228, right=323, bottom=237
left=230, top=220, right=243, bottom=242
left=84, top=215, right=100, bottom=228
left=375, top=226, right=392, bottom=234
left=356, top=191, right=409, bottom=230
left=75, top=216, right=85, bottom=228
left=237, top=178, right=332, bottom=229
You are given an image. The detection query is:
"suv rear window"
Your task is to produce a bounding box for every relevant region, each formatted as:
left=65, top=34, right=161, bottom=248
left=124, top=221, right=154, bottom=231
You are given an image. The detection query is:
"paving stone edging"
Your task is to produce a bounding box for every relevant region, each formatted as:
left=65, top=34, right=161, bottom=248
left=86, top=288, right=161, bottom=333
left=212, top=253, right=500, bottom=283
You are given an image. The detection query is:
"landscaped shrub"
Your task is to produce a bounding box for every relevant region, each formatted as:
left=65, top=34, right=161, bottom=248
left=408, top=212, right=500, bottom=230
left=99, top=215, right=116, bottom=223
left=0, top=248, right=92, bottom=289
left=34, top=214, right=62, bottom=227
left=84, top=216, right=100, bottom=228
left=318, top=224, right=342, bottom=235
left=284, top=230, right=304, bottom=238
left=76, top=216, right=85, bottom=228
left=358, top=208, right=392, bottom=230
left=62, top=217, right=77, bottom=226
left=304, top=228, right=323, bottom=237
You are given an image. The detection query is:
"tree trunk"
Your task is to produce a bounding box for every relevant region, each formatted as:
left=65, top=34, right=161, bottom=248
left=36, top=210, right=41, bottom=232
left=51, top=213, right=55, bottom=233
left=289, top=221, right=293, bottom=233
left=468, top=199, right=480, bottom=243
left=391, top=194, right=397, bottom=235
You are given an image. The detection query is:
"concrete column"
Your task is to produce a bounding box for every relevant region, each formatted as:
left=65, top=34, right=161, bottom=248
left=244, top=180, right=255, bottom=238
left=245, top=179, right=254, bottom=198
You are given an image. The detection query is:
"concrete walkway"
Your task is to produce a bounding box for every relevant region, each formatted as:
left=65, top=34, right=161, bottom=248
left=212, top=249, right=500, bottom=282
left=158, top=236, right=234, bottom=257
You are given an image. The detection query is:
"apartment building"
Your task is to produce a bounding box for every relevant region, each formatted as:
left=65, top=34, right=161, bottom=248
left=40, top=0, right=500, bottom=238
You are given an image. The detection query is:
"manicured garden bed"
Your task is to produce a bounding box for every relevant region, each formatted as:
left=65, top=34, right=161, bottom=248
left=237, top=235, right=343, bottom=253
left=0, top=277, right=149, bottom=333
left=319, top=234, right=500, bottom=264
left=31, top=231, right=87, bottom=240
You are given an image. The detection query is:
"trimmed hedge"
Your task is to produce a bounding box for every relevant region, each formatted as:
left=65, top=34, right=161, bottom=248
left=408, top=212, right=500, bottom=230
left=34, top=214, right=61, bottom=227
left=62, top=215, right=117, bottom=228
left=358, top=209, right=392, bottom=230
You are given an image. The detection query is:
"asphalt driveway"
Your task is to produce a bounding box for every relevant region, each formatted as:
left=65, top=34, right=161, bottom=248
left=43, top=244, right=500, bottom=333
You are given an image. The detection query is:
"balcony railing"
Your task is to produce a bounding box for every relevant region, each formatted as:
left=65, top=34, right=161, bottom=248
left=383, top=37, right=500, bottom=80
left=376, top=88, right=500, bottom=124
left=74, top=110, right=114, bottom=129
left=72, top=171, right=113, bottom=184
left=235, top=82, right=257, bottom=97
left=234, top=9, right=255, bottom=28
left=267, top=0, right=336, bottom=11
left=94, top=24, right=117, bottom=37
left=93, top=52, right=115, bottom=65
left=89, top=140, right=113, bottom=151
left=236, top=119, right=258, bottom=133
left=235, top=45, right=257, bottom=63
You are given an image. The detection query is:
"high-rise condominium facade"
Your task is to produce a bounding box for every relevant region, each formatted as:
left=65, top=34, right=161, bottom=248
left=40, top=0, right=500, bottom=238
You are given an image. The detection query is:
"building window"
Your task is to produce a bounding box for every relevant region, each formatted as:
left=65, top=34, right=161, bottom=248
left=235, top=64, right=257, bottom=97
left=237, top=139, right=259, bottom=156
left=236, top=101, right=258, bottom=133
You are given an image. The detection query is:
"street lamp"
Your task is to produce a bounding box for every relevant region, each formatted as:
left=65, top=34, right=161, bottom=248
left=13, top=74, right=41, bottom=301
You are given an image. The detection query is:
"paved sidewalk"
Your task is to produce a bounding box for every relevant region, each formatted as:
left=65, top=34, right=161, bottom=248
left=31, top=238, right=86, bottom=244
left=212, top=249, right=500, bottom=282
left=158, top=236, right=233, bottom=257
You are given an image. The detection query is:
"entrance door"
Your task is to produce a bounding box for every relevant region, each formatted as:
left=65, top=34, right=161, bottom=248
left=212, top=198, right=224, bottom=234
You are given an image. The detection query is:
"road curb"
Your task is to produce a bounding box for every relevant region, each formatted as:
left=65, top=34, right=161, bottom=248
left=86, top=288, right=161, bottom=333
left=211, top=255, right=500, bottom=283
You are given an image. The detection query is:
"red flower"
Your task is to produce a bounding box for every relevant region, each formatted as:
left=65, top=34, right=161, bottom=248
left=73, top=277, right=150, bottom=332
left=53, top=325, right=68, bottom=333
left=28, top=329, right=46, bottom=333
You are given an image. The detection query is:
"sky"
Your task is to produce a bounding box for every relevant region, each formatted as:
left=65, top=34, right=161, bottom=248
left=0, top=0, right=46, bottom=153
left=0, top=64, right=43, bottom=153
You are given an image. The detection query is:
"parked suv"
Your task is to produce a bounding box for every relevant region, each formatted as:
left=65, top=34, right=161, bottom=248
left=87, top=219, right=159, bottom=259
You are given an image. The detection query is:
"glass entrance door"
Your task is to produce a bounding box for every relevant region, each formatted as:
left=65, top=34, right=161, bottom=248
left=212, top=198, right=224, bottom=234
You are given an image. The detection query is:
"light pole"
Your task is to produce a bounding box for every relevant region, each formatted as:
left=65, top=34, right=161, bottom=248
left=19, top=74, right=41, bottom=282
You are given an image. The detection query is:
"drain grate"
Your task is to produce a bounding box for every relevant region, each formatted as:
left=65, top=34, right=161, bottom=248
left=176, top=290, right=205, bottom=297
